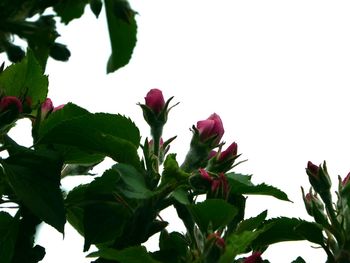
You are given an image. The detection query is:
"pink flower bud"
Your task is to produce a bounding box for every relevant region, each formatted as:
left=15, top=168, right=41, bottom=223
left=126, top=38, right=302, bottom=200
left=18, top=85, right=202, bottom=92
left=208, top=150, right=217, bottom=160
left=0, top=96, right=23, bottom=113
left=145, top=89, right=165, bottom=114
left=307, top=161, right=320, bottom=179
left=342, top=172, right=350, bottom=187
left=244, top=252, right=263, bottom=263
left=211, top=173, right=229, bottom=197
left=199, top=168, right=212, bottom=182
left=41, top=98, right=53, bottom=119
left=219, top=142, right=238, bottom=161
left=196, top=113, right=224, bottom=144
left=53, top=104, right=65, bottom=112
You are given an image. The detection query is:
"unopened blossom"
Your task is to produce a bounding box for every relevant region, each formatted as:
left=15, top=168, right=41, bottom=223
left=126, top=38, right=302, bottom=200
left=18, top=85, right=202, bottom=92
left=145, top=89, right=165, bottom=114
left=218, top=142, right=238, bottom=161
left=196, top=113, right=224, bottom=144
left=244, top=251, right=263, bottom=263
left=0, top=96, right=22, bottom=113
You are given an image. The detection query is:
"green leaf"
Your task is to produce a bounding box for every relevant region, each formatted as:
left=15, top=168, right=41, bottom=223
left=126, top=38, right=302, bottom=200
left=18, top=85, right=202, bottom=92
left=161, top=154, right=189, bottom=186
left=251, top=217, right=315, bottom=250
left=83, top=201, right=129, bottom=251
left=226, top=173, right=290, bottom=201
left=111, top=163, right=153, bottom=199
left=294, top=221, right=325, bottom=245
left=38, top=107, right=141, bottom=167
left=236, top=210, right=268, bottom=234
left=292, top=256, right=306, bottom=263
left=188, top=199, right=237, bottom=233
left=2, top=149, right=66, bottom=233
left=155, top=231, right=189, bottom=263
left=39, top=103, right=90, bottom=137
left=104, top=0, right=137, bottom=73
left=219, top=230, right=263, bottom=263
left=171, top=187, right=190, bottom=205
left=65, top=184, right=89, bottom=236
left=54, top=0, right=90, bottom=24
left=227, top=173, right=253, bottom=185
left=88, top=246, right=160, bottom=263
left=0, top=50, right=48, bottom=104
left=0, top=212, right=19, bottom=263
left=90, top=0, right=103, bottom=17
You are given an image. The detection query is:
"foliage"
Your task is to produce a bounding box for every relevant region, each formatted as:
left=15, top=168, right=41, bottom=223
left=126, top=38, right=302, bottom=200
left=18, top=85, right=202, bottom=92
left=0, top=0, right=137, bottom=72
left=1, top=2, right=349, bottom=262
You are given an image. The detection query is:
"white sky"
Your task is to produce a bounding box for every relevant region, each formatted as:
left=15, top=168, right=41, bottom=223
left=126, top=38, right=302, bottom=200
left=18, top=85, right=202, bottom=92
left=3, top=1, right=350, bottom=262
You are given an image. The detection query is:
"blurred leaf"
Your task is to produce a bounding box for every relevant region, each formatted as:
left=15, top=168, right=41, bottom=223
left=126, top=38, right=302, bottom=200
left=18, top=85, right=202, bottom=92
left=291, top=256, right=306, bottom=263
left=1, top=149, right=65, bottom=233
left=61, top=162, right=100, bottom=177
left=236, top=210, right=268, bottom=234
left=219, top=230, right=263, bottom=263
left=27, top=15, right=59, bottom=69
left=54, top=0, right=90, bottom=24
left=88, top=246, right=160, bottom=263
left=0, top=212, right=19, bottom=263
left=104, top=0, right=137, bottom=73
left=0, top=50, right=48, bottom=104
left=90, top=0, right=103, bottom=17
left=188, top=199, right=237, bottom=233
left=226, top=173, right=290, bottom=201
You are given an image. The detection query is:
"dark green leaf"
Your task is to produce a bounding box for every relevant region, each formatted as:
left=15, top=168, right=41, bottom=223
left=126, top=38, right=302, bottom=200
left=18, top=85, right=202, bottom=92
left=90, top=0, right=103, bottom=17
left=226, top=173, right=290, bottom=201
left=2, top=149, right=66, bottom=233
left=171, top=187, right=190, bottom=205
left=226, top=173, right=253, bottom=185
left=155, top=231, right=189, bottom=263
left=104, top=0, right=137, bottom=73
left=111, top=163, right=153, bottom=199
left=294, top=221, right=324, bottom=245
left=291, top=256, right=306, bottom=263
left=54, top=0, right=89, bottom=24
left=88, top=246, right=160, bottom=263
left=65, top=184, right=89, bottom=236
left=236, top=210, right=268, bottom=234
left=251, top=217, right=314, bottom=250
left=0, top=50, right=48, bottom=104
left=38, top=102, right=90, bottom=136
left=188, top=199, right=237, bottom=232
left=38, top=108, right=141, bottom=168
left=83, top=201, right=129, bottom=251
left=219, top=230, right=263, bottom=263
left=0, top=212, right=19, bottom=263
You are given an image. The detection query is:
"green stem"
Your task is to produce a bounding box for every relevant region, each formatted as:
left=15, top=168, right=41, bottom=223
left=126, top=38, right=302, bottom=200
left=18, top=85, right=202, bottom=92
left=322, top=192, right=344, bottom=248
left=181, top=144, right=210, bottom=173
left=151, top=126, right=163, bottom=162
